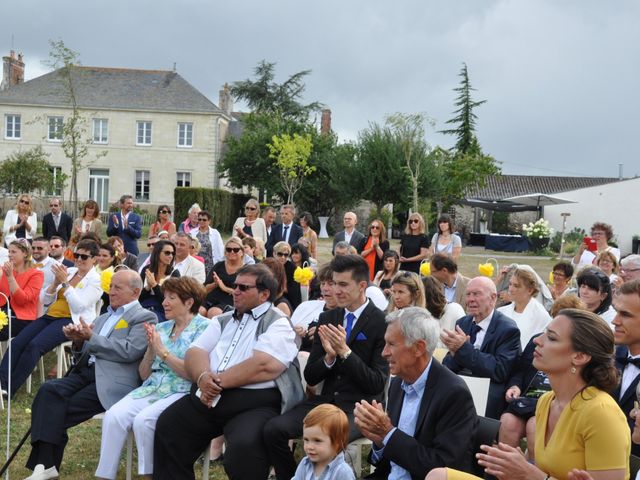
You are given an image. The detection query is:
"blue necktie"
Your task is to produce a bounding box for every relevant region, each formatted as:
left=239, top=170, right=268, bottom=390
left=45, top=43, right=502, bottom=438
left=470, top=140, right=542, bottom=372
left=469, top=323, right=482, bottom=346
left=283, top=225, right=289, bottom=242
left=345, top=312, right=355, bottom=340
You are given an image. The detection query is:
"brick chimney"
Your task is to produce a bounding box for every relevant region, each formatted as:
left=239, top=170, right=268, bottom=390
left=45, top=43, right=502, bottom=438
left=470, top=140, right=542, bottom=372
left=320, top=108, right=332, bottom=135
left=1, top=51, right=25, bottom=91
left=219, top=83, right=233, bottom=115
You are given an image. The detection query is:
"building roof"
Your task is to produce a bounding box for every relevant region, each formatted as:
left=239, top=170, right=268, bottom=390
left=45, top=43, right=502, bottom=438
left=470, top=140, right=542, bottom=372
left=0, top=66, right=224, bottom=115
left=466, top=174, right=621, bottom=201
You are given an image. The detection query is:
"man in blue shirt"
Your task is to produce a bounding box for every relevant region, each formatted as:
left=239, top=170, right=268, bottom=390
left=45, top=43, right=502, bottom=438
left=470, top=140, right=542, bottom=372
left=354, top=307, right=477, bottom=479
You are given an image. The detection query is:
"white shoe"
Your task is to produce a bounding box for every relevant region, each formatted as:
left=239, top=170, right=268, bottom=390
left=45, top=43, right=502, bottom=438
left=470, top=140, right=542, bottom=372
left=24, top=464, right=59, bottom=480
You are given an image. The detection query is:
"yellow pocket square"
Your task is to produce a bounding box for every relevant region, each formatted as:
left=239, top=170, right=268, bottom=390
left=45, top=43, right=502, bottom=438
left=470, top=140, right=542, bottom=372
left=114, top=319, right=128, bottom=330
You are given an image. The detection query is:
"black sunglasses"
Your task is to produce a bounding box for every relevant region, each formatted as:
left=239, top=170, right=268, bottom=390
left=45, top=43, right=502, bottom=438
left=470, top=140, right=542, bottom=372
left=276, top=252, right=290, bottom=257
left=160, top=210, right=170, bottom=214
left=73, top=253, right=93, bottom=260
left=19, top=199, right=30, bottom=204
left=409, top=219, right=419, bottom=224
left=245, top=206, right=257, bottom=211
left=233, top=283, right=258, bottom=291
left=161, top=250, right=175, bottom=256
left=198, top=218, right=208, bottom=221
left=226, top=247, right=241, bottom=253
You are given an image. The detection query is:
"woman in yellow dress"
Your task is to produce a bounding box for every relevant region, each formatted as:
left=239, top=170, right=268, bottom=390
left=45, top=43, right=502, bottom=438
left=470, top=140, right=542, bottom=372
left=426, top=308, right=630, bottom=480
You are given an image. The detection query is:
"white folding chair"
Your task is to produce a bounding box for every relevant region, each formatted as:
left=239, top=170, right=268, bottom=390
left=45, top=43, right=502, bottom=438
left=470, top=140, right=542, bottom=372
left=459, top=375, right=490, bottom=417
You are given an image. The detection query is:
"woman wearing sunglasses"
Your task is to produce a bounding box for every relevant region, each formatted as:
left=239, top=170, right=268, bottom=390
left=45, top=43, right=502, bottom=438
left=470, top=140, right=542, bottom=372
left=0, top=240, right=44, bottom=340
left=361, top=219, right=389, bottom=281
left=399, top=213, right=430, bottom=274
left=202, top=237, right=244, bottom=318
left=149, top=205, right=176, bottom=239
left=139, top=240, right=180, bottom=323
left=3, top=193, right=38, bottom=246
left=232, top=198, right=268, bottom=243
left=0, top=239, right=102, bottom=398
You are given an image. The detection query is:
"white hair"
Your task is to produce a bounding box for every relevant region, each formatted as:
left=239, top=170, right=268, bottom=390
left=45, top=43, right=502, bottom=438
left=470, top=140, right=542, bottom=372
left=386, top=307, right=439, bottom=354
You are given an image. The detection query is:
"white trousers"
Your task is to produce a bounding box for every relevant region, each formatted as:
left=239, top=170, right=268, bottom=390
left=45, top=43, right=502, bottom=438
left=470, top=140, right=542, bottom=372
left=95, top=392, right=185, bottom=479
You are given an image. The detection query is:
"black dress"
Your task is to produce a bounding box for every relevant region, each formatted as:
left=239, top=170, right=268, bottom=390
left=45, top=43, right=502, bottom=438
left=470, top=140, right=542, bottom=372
left=399, top=234, right=430, bottom=274
left=204, top=261, right=238, bottom=310
left=139, top=266, right=181, bottom=322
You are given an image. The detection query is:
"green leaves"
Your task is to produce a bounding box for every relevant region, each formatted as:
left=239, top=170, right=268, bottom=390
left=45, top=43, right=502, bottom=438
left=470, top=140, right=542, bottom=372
left=268, top=133, right=314, bottom=203
left=0, top=146, right=57, bottom=194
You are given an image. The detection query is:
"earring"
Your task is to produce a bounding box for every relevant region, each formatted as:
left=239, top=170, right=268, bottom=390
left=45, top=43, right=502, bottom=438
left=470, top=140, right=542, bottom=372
left=571, top=366, right=577, bottom=374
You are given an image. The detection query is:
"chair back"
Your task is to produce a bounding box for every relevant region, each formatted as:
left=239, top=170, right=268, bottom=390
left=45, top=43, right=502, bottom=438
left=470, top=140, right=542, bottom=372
left=472, top=416, right=500, bottom=477
left=459, top=375, right=490, bottom=417
left=433, top=347, right=448, bottom=362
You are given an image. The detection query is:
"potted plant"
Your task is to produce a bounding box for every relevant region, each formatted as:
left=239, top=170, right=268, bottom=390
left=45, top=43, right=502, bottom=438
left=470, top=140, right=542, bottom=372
left=522, top=218, right=553, bottom=251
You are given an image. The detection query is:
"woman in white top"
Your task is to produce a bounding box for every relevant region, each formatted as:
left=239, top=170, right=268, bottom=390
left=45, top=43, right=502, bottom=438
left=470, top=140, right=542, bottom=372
left=232, top=198, right=268, bottom=243
left=596, top=250, right=621, bottom=286
left=572, top=221, right=620, bottom=268
left=576, top=267, right=616, bottom=326
left=497, top=267, right=552, bottom=347
left=3, top=194, right=38, bottom=246
left=72, top=199, right=103, bottom=238
left=429, top=214, right=461, bottom=260
left=421, top=276, right=465, bottom=347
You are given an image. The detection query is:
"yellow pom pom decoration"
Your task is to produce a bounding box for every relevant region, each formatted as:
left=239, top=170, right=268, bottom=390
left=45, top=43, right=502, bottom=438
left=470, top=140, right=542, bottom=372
left=0, top=311, right=8, bottom=330
left=420, top=262, right=431, bottom=276
left=478, top=258, right=499, bottom=278
left=294, top=266, right=315, bottom=286
left=549, top=271, right=554, bottom=284
left=101, top=269, right=114, bottom=294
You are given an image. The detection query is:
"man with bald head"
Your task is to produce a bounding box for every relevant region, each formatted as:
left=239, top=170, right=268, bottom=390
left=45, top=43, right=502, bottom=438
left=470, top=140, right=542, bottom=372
left=333, top=211, right=365, bottom=254
left=23, top=269, right=157, bottom=479
left=441, top=276, right=521, bottom=419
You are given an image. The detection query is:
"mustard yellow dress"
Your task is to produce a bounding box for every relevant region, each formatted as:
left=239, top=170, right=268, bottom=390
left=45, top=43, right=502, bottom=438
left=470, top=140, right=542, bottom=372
left=444, top=386, right=630, bottom=480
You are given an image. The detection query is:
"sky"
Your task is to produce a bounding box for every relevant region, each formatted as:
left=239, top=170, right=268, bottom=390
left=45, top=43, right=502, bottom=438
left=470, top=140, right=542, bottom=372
left=3, top=0, right=639, bottom=178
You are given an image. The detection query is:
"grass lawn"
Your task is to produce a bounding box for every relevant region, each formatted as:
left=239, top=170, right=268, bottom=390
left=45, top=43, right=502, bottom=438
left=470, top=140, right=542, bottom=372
left=0, top=236, right=557, bottom=479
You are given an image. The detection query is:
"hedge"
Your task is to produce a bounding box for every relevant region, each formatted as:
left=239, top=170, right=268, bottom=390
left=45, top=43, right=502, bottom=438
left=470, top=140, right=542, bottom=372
left=174, top=187, right=252, bottom=233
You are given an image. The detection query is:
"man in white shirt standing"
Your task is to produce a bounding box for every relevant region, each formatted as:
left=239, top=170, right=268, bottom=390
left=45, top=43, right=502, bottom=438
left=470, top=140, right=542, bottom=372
left=333, top=211, right=365, bottom=254
left=172, top=233, right=205, bottom=283
left=153, top=264, right=300, bottom=480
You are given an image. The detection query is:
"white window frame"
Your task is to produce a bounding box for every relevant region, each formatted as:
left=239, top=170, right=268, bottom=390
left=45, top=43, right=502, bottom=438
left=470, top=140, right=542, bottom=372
left=177, top=122, right=193, bottom=148
left=176, top=171, right=192, bottom=187
left=135, top=170, right=151, bottom=201
left=92, top=118, right=109, bottom=144
left=89, top=168, right=110, bottom=212
left=4, top=114, right=21, bottom=140
left=49, top=166, right=63, bottom=196
left=48, top=116, right=64, bottom=142
left=136, top=121, right=152, bottom=146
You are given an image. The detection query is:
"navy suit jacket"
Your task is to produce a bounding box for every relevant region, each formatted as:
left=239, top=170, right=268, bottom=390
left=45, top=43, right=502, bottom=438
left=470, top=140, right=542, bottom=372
left=266, top=222, right=304, bottom=256
left=366, top=361, right=477, bottom=479
left=304, top=301, right=389, bottom=408
left=106, top=211, right=142, bottom=255
left=443, top=310, right=521, bottom=419
left=42, top=212, right=73, bottom=242
left=613, top=345, right=640, bottom=457
left=333, top=229, right=366, bottom=254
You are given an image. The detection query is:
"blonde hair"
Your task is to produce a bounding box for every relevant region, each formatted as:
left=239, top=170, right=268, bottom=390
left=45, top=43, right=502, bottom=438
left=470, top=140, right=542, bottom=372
left=404, top=213, right=425, bottom=235
left=391, top=271, right=426, bottom=309
left=15, top=194, right=33, bottom=216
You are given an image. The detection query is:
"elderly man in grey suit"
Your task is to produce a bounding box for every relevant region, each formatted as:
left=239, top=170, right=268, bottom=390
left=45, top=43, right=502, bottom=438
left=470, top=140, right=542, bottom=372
left=333, top=211, right=365, bottom=254
left=24, top=269, right=156, bottom=480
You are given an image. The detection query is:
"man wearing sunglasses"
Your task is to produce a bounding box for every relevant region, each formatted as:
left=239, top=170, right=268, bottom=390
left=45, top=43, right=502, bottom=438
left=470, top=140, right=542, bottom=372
left=154, top=264, right=300, bottom=479
left=49, top=236, right=74, bottom=268
left=42, top=198, right=73, bottom=243
left=106, top=195, right=142, bottom=256
left=612, top=279, right=640, bottom=457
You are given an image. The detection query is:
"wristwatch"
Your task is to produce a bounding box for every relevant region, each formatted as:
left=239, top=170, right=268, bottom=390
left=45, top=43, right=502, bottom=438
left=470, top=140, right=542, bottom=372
left=61, top=282, right=70, bottom=289
left=340, top=349, right=352, bottom=361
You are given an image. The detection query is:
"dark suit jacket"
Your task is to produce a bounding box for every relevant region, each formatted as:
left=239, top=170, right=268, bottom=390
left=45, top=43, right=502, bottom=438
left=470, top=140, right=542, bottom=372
left=613, top=345, right=640, bottom=457
left=366, top=361, right=477, bottom=479
left=42, top=212, right=73, bottom=242
left=443, top=310, right=521, bottom=419
left=333, top=229, right=366, bottom=254
left=106, top=211, right=143, bottom=255
left=304, top=301, right=389, bottom=408
left=266, top=222, right=304, bottom=257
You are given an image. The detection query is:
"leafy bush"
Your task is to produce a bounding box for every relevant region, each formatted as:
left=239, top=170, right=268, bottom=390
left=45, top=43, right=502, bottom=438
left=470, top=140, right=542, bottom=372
left=549, top=227, right=586, bottom=253
left=174, top=188, right=251, bottom=233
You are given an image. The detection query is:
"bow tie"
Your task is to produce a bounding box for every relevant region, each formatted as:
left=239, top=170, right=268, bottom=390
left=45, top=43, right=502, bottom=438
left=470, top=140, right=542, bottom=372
left=617, top=356, right=640, bottom=368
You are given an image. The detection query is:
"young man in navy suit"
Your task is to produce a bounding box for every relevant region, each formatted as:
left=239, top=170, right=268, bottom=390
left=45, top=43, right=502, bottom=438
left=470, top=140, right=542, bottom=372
left=266, top=204, right=303, bottom=256
left=355, top=307, right=477, bottom=479
left=441, top=276, right=521, bottom=419
left=106, top=195, right=142, bottom=256
left=263, top=254, right=388, bottom=480
left=612, top=279, right=640, bottom=457
left=41, top=198, right=73, bottom=242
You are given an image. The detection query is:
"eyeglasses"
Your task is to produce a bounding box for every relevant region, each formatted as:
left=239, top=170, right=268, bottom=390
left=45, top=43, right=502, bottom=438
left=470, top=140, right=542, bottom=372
left=50, top=244, right=63, bottom=249
left=33, top=246, right=46, bottom=251
left=73, top=253, right=93, bottom=260
left=19, top=199, right=29, bottom=205
left=552, top=272, right=566, bottom=278
left=245, top=206, right=257, bottom=211
left=147, top=243, right=156, bottom=247
left=160, top=210, right=170, bottom=214
left=371, top=225, right=380, bottom=230
left=226, top=247, right=241, bottom=253
left=276, top=252, right=290, bottom=257
left=233, top=283, right=258, bottom=291
left=591, top=231, right=606, bottom=236
left=621, top=268, right=640, bottom=273
left=49, top=204, right=59, bottom=208
left=161, top=250, right=175, bottom=256
left=198, top=218, right=208, bottom=222
left=409, top=219, right=419, bottom=224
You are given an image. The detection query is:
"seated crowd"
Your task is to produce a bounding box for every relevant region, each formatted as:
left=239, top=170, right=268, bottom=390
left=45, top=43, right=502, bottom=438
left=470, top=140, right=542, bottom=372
left=1, top=198, right=639, bottom=480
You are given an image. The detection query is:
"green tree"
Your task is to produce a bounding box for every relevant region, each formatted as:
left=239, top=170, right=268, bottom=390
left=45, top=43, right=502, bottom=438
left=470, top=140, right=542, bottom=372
left=267, top=132, right=314, bottom=204
left=230, top=61, right=321, bottom=121
left=0, top=146, right=58, bottom=194
left=385, top=112, right=430, bottom=212
left=46, top=39, right=106, bottom=211
left=353, top=122, right=411, bottom=214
